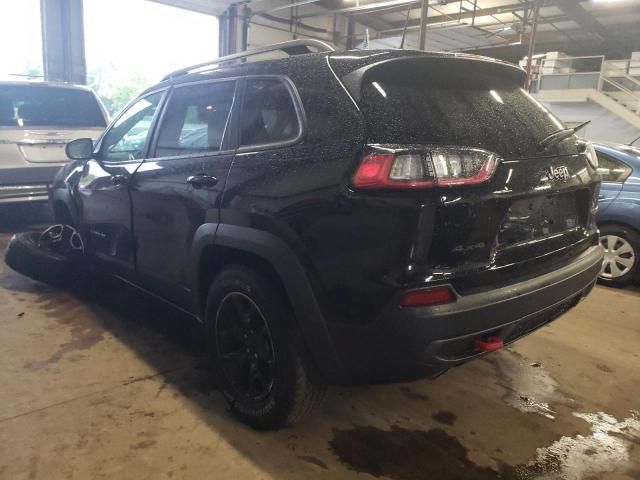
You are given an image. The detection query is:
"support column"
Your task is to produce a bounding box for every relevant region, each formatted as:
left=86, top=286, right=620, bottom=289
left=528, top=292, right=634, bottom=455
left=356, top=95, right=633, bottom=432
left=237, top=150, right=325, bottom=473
left=418, top=0, right=428, bottom=51
left=227, top=5, right=238, bottom=55
left=40, top=0, right=86, bottom=84
left=219, top=4, right=242, bottom=56
left=218, top=11, right=228, bottom=57
left=241, top=5, right=250, bottom=52
left=525, top=0, right=542, bottom=91
left=346, top=17, right=355, bottom=50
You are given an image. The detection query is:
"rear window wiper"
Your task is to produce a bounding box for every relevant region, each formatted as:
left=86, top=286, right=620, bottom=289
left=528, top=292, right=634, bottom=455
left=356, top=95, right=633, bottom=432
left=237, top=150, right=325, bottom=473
left=538, top=120, right=591, bottom=151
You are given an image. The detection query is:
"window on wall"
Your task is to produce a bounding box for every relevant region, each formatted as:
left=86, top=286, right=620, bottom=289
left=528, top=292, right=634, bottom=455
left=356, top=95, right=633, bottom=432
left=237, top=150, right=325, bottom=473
left=83, top=0, right=218, bottom=115
left=0, top=0, right=42, bottom=77
left=596, top=151, right=632, bottom=183
left=155, top=82, right=236, bottom=157
left=240, top=79, right=301, bottom=147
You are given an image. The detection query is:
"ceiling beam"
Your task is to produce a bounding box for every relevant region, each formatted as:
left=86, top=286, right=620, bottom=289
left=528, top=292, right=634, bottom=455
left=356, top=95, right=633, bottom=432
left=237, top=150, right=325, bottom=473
left=355, top=13, right=397, bottom=31
left=554, top=0, right=628, bottom=55
left=350, top=0, right=525, bottom=21
left=382, top=2, right=527, bottom=30
left=461, top=29, right=640, bottom=63
left=368, top=22, right=640, bottom=60
left=145, top=0, right=219, bottom=15
left=315, top=0, right=396, bottom=31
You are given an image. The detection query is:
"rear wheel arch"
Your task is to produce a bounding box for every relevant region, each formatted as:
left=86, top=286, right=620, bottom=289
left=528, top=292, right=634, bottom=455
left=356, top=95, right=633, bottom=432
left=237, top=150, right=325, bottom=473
left=50, top=186, right=80, bottom=227
left=190, top=223, right=348, bottom=384
left=197, top=244, right=288, bottom=317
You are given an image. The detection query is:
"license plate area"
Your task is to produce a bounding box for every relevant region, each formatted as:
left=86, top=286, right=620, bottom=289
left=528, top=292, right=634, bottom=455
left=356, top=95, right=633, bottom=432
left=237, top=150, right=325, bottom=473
left=497, top=190, right=589, bottom=247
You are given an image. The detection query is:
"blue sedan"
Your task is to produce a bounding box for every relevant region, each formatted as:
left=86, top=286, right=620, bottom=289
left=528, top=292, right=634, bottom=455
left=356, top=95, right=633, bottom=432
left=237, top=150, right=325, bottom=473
left=595, top=143, right=640, bottom=286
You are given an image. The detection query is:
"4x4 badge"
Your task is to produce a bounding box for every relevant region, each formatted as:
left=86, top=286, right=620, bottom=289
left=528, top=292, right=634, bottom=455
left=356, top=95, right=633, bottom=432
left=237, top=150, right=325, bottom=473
left=547, top=165, right=570, bottom=181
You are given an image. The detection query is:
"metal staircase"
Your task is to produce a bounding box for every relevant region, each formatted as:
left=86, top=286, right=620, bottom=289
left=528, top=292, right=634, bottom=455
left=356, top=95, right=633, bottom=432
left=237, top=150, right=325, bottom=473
left=600, top=61, right=640, bottom=116
left=532, top=55, right=640, bottom=128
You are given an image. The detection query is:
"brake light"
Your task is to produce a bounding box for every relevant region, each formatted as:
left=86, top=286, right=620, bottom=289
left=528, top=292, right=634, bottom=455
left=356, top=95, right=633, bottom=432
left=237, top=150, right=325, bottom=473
left=353, top=147, right=500, bottom=189
left=352, top=153, right=434, bottom=189
left=400, top=286, right=456, bottom=307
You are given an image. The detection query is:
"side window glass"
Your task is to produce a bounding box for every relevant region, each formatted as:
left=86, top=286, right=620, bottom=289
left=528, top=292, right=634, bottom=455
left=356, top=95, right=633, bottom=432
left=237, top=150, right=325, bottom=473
left=154, top=81, right=235, bottom=157
left=596, top=152, right=632, bottom=183
left=240, top=79, right=300, bottom=147
left=100, top=93, right=162, bottom=162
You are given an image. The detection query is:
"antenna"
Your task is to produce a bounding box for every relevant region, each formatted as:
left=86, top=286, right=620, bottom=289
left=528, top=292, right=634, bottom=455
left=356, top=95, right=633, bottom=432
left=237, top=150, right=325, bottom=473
left=628, top=134, right=640, bottom=146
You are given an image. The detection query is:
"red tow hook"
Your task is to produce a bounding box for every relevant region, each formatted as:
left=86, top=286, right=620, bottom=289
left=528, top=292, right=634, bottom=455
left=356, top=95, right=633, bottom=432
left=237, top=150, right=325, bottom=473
left=474, top=336, right=504, bottom=352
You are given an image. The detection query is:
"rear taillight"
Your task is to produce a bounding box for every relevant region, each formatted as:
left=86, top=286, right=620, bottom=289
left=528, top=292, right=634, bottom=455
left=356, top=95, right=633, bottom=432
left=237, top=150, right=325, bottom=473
left=400, top=286, right=457, bottom=307
left=353, top=153, right=434, bottom=189
left=353, top=146, right=500, bottom=189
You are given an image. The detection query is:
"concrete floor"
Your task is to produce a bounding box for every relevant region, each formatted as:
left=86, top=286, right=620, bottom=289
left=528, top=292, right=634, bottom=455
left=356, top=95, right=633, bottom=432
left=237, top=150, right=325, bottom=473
left=0, top=226, right=639, bottom=480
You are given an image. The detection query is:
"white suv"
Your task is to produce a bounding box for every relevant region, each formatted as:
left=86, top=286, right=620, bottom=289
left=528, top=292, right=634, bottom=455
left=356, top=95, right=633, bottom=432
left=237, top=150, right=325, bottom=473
left=0, top=80, right=109, bottom=204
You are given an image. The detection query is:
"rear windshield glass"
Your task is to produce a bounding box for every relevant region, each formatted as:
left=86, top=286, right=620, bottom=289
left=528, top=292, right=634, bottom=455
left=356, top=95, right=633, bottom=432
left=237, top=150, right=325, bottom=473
left=356, top=60, right=567, bottom=158
left=0, top=85, right=106, bottom=128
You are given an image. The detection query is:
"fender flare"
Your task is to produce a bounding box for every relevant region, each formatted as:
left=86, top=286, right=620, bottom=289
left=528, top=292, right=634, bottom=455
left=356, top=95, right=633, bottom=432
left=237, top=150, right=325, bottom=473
left=190, top=223, right=348, bottom=384
left=49, top=187, right=79, bottom=225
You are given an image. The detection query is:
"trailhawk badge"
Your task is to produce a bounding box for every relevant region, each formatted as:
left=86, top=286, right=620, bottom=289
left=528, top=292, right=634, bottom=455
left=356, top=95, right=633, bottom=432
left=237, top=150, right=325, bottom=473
left=546, top=165, right=570, bottom=182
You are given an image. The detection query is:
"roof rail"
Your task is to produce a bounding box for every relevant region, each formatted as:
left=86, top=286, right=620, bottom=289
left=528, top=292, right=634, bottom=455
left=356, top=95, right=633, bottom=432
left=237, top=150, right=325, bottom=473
left=162, top=39, right=335, bottom=81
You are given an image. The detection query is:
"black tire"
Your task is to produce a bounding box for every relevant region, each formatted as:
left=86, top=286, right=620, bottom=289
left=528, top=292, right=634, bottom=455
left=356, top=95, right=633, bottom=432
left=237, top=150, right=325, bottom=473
left=598, top=224, right=640, bottom=287
left=4, top=230, right=83, bottom=288
left=205, top=265, right=327, bottom=430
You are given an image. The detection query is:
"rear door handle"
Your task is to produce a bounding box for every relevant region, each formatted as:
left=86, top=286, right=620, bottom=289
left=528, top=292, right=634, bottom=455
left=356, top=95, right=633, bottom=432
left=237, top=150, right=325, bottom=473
left=111, top=174, right=127, bottom=185
left=187, top=174, right=218, bottom=189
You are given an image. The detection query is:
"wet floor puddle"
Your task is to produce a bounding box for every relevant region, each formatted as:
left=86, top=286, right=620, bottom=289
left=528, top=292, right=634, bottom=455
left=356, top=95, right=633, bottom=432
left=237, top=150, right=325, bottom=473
left=330, top=425, right=500, bottom=480
left=511, top=411, right=640, bottom=479
left=330, top=412, right=640, bottom=480
left=487, top=349, right=574, bottom=420
left=330, top=348, right=640, bottom=479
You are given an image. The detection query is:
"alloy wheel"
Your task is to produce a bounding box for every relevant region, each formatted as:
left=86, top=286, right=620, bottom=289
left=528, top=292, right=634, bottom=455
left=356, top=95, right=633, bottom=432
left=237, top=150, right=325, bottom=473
left=215, top=292, right=275, bottom=401
left=600, top=235, right=635, bottom=279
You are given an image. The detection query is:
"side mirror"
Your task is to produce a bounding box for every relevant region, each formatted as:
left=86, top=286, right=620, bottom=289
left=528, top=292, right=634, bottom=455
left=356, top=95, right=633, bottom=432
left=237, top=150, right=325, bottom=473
left=65, top=138, right=94, bottom=161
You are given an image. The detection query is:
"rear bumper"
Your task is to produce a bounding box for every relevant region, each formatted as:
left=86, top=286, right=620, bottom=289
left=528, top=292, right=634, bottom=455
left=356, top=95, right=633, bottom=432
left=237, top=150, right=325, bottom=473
left=0, top=165, right=62, bottom=203
left=327, top=244, right=603, bottom=384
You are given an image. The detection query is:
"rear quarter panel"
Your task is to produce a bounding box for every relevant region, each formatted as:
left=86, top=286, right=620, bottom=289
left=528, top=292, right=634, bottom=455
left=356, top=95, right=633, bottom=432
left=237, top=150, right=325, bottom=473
left=220, top=58, right=391, bottom=324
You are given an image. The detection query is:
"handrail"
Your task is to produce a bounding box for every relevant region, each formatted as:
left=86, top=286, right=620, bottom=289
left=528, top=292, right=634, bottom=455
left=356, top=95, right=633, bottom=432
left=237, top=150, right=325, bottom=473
left=162, top=39, right=335, bottom=81
left=542, top=55, right=605, bottom=62
left=538, top=54, right=605, bottom=77
left=603, top=59, right=630, bottom=74
left=601, top=76, right=637, bottom=97
left=600, top=76, right=640, bottom=114
left=539, top=71, right=601, bottom=76
left=604, top=71, right=640, bottom=90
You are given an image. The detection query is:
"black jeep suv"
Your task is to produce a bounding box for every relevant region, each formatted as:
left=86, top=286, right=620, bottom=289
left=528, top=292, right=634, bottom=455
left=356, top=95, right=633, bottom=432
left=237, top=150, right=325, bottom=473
left=6, top=40, right=603, bottom=429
